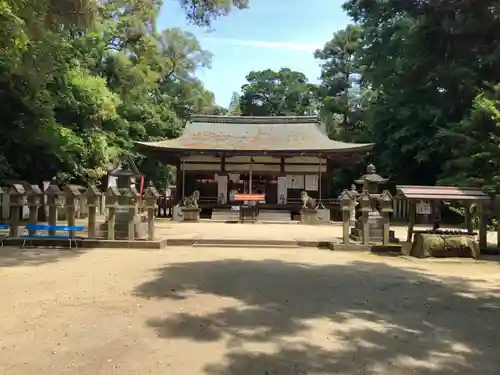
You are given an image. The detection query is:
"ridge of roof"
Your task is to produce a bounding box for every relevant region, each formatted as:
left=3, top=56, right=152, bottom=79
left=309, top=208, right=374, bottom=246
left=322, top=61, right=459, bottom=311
left=190, top=115, right=319, bottom=124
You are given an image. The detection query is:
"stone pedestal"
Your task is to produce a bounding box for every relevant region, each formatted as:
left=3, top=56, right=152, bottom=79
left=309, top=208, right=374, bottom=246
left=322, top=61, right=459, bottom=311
left=300, top=208, right=319, bottom=225
left=316, top=208, right=330, bottom=224
left=113, top=212, right=148, bottom=239
left=182, top=207, right=200, bottom=222
left=99, top=207, right=148, bottom=240
left=172, top=205, right=184, bottom=221
left=350, top=209, right=396, bottom=242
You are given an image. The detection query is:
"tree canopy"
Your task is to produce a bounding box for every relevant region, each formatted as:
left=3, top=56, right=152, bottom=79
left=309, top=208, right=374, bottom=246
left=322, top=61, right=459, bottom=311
left=3, top=0, right=500, bottom=195
left=0, top=0, right=246, bottom=185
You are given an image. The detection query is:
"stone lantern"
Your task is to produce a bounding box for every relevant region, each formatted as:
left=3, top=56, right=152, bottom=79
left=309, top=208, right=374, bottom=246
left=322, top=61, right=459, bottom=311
left=106, top=162, right=147, bottom=239
left=350, top=164, right=395, bottom=243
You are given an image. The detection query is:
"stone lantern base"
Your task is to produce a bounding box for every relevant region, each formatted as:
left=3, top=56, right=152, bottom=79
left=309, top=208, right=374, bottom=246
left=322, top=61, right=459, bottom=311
left=98, top=212, right=148, bottom=239
left=350, top=212, right=396, bottom=243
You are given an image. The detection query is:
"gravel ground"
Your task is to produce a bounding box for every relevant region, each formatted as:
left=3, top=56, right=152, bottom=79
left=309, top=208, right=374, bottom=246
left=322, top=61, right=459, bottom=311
left=1, top=246, right=500, bottom=375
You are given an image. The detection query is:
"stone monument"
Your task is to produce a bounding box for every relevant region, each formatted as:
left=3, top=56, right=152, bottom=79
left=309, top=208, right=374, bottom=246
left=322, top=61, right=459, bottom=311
left=350, top=164, right=396, bottom=242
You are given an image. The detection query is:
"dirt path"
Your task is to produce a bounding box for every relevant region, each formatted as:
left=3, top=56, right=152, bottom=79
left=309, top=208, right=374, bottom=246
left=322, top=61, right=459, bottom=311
left=1, top=247, right=500, bottom=374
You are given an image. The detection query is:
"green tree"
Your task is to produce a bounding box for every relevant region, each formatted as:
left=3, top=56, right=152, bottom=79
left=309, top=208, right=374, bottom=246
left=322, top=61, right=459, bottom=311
left=314, top=24, right=364, bottom=139
left=240, top=68, right=318, bottom=116
left=0, top=0, right=249, bottom=184
left=342, top=0, right=500, bottom=185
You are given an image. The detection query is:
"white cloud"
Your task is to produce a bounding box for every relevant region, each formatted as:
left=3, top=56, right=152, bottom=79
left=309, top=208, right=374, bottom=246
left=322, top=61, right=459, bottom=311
left=203, top=37, right=321, bottom=52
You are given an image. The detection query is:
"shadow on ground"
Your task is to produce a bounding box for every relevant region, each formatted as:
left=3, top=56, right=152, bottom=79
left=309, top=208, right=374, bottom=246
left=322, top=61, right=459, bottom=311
left=134, top=258, right=500, bottom=375
left=0, top=246, right=86, bottom=267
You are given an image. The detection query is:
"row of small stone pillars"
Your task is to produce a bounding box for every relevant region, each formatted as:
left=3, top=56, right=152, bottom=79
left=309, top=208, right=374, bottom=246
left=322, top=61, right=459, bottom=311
left=0, top=181, right=160, bottom=241
left=339, top=189, right=394, bottom=245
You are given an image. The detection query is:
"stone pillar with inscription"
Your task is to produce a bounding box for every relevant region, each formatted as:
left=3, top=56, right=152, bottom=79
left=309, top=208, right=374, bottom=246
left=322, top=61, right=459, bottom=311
left=357, top=191, right=370, bottom=245
left=26, top=185, right=43, bottom=235
left=46, top=182, right=62, bottom=236
left=105, top=186, right=120, bottom=240
left=339, top=190, right=351, bottom=244
left=9, top=184, right=26, bottom=237
left=84, top=185, right=101, bottom=239
left=379, top=191, right=393, bottom=245
left=143, top=181, right=159, bottom=241
left=64, top=185, right=80, bottom=236
left=125, top=185, right=140, bottom=240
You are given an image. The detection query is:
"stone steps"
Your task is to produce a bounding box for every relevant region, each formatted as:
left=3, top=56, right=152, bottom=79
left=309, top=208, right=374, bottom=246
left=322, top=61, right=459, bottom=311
left=210, top=209, right=292, bottom=223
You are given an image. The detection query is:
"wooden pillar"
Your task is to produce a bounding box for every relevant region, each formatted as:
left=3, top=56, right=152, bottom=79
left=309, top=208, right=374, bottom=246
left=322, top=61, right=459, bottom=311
left=407, top=201, right=416, bottom=243
left=478, top=202, right=487, bottom=250
left=464, top=202, right=473, bottom=233
left=495, top=197, right=500, bottom=249
left=175, top=161, right=183, bottom=204
left=221, top=154, right=226, bottom=174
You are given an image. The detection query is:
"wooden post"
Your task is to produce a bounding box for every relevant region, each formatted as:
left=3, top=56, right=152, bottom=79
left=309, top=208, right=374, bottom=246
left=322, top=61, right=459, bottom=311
left=64, top=185, right=80, bottom=236
left=407, top=201, right=416, bottom=243
left=26, top=185, right=42, bottom=236
left=144, top=181, right=159, bottom=241
left=494, top=196, right=500, bottom=250
left=126, top=185, right=140, bottom=241
left=478, top=202, right=487, bottom=250
left=379, top=191, right=393, bottom=245
left=45, top=182, right=62, bottom=236
left=8, top=184, right=26, bottom=237
left=359, top=191, right=371, bottom=246
left=464, top=202, right=473, bottom=233
left=0, top=186, right=4, bottom=221
left=339, top=190, right=351, bottom=245
left=84, top=185, right=101, bottom=238
left=105, top=186, right=120, bottom=241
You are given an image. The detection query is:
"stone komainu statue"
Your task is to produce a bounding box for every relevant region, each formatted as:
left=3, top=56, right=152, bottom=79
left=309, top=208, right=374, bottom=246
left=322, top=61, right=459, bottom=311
left=183, top=190, right=200, bottom=208
left=300, top=191, right=316, bottom=209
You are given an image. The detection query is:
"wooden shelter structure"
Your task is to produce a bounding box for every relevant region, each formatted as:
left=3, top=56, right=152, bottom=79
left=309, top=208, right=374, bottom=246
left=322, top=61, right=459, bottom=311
left=396, top=185, right=489, bottom=249
left=135, top=115, right=373, bottom=219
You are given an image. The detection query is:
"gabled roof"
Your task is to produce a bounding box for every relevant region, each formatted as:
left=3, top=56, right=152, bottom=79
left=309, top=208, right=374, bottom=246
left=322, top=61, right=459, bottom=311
left=135, top=115, right=374, bottom=154
left=396, top=185, right=490, bottom=201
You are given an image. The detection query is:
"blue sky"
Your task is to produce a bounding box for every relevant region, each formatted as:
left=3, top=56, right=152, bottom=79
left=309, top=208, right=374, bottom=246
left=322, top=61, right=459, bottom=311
left=157, top=0, right=350, bottom=107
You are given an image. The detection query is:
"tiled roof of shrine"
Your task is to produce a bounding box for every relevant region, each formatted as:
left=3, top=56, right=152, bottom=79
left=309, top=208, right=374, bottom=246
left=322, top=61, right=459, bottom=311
left=135, top=115, right=374, bottom=154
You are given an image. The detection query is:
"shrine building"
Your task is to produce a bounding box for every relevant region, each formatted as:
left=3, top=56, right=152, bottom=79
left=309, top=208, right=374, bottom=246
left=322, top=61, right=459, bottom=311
left=135, top=115, right=373, bottom=221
